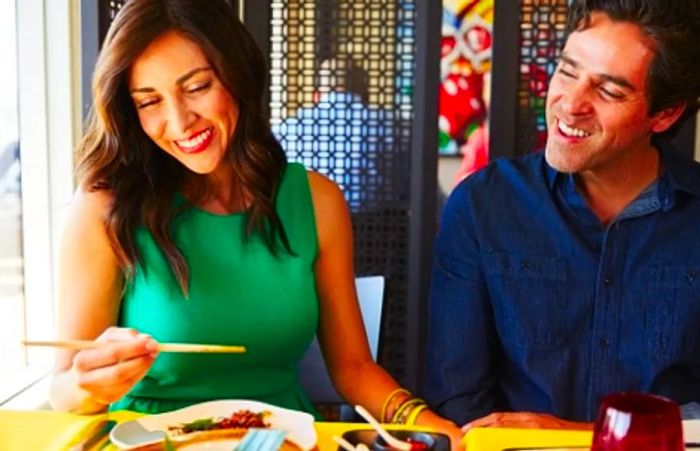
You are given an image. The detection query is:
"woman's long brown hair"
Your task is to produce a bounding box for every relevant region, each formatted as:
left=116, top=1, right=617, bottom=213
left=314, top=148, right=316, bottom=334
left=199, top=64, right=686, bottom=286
left=76, top=0, right=290, bottom=295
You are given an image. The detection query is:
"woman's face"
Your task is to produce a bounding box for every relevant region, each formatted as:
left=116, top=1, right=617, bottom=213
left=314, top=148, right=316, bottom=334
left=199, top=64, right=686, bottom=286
left=128, top=30, right=239, bottom=179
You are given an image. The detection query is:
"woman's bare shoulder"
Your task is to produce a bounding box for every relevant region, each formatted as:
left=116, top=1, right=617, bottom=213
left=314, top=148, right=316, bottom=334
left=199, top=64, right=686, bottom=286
left=305, top=170, right=351, bottom=249
left=71, top=185, right=114, bottom=217
left=306, top=170, right=345, bottom=211
left=63, top=185, right=116, bottom=236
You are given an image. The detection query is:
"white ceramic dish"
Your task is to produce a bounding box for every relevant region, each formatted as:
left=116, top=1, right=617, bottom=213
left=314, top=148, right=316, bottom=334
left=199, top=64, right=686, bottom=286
left=110, top=399, right=317, bottom=450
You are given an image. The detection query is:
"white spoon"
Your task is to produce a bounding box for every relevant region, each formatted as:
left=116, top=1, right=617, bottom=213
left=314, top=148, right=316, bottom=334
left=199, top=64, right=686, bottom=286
left=354, top=405, right=412, bottom=451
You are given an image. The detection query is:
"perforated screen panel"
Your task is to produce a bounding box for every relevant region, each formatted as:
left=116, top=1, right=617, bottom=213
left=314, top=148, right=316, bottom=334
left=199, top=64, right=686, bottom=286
left=517, top=0, right=569, bottom=155
left=270, top=0, right=416, bottom=383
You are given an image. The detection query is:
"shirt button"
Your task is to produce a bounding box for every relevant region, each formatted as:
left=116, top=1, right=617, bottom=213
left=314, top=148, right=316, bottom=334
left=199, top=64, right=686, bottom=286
left=604, top=276, right=613, bottom=286
left=599, top=338, right=611, bottom=348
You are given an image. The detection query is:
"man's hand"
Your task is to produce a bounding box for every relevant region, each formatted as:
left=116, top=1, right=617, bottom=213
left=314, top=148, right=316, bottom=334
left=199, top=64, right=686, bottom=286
left=462, top=412, right=593, bottom=433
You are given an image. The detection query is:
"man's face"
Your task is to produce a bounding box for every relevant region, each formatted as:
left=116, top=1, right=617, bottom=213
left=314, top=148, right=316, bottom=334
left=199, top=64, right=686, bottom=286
left=545, top=12, right=669, bottom=175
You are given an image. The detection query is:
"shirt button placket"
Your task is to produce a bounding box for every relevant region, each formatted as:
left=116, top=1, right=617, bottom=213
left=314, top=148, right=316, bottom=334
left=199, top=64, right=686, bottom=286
left=588, top=228, right=618, bottom=419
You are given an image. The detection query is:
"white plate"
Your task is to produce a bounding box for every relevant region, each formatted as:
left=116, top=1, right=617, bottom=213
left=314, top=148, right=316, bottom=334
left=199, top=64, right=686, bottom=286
left=110, top=399, right=317, bottom=450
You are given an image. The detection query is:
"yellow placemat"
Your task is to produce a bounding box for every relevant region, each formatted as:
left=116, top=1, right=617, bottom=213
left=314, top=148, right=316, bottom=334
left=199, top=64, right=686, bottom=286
left=0, top=409, right=142, bottom=451
left=465, top=427, right=592, bottom=451
left=0, top=409, right=435, bottom=451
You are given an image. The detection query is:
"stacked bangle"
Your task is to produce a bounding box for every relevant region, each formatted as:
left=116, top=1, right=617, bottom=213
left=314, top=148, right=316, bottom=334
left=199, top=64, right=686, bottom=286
left=380, top=388, right=411, bottom=423
left=406, top=403, right=428, bottom=425
left=391, top=397, right=428, bottom=425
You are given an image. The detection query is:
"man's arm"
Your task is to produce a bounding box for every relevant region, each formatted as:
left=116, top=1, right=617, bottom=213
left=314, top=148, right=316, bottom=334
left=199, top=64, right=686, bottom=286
left=424, top=182, right=502, bottom=425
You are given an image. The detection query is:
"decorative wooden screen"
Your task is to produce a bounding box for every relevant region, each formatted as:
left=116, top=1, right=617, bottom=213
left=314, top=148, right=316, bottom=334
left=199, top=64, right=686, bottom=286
left=516, top=0, right=569, bottom=155
left=269, top=0, right=418, bottom=384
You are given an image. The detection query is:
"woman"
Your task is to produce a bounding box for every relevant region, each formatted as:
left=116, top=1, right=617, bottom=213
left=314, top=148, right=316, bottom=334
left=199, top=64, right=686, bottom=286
left=50, top=0, right=461, bottom=444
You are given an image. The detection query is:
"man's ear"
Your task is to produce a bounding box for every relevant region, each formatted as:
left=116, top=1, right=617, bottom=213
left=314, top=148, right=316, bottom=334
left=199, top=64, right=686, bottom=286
left=650, top=104, right=686, bottom=133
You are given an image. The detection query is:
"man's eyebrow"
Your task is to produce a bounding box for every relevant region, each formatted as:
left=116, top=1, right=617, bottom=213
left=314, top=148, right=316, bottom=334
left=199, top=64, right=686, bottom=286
left=559, top=53, right=635, bottom=91
left=130, top=67, right=212, bottom=94
left=597, top=73, right=635, bottom=91
left=559, top=54, right=579, bottom=69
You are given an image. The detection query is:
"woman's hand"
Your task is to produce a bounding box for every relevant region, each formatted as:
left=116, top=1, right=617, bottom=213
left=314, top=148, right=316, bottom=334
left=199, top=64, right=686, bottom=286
left=69, top=327, right=159, bottom=407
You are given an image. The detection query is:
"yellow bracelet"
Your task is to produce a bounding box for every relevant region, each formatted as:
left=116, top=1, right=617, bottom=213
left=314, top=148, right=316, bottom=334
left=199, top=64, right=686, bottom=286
left=380, top=388, right=410, bottom=423
left=391, top=397, right=425, bottom=424
left=406, top=403, right=429, bottom=425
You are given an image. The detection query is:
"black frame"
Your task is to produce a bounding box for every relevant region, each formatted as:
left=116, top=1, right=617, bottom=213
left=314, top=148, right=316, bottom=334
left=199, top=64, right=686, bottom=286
left=488, top=1, right=520, bottom=160
left=405, top=0, right=441, bottom=391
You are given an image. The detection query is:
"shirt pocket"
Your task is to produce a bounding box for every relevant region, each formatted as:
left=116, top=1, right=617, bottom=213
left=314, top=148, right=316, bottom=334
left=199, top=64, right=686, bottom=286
left=646, top=264, right=700, bottom=365
left=484, top=251, right=568, bottom=351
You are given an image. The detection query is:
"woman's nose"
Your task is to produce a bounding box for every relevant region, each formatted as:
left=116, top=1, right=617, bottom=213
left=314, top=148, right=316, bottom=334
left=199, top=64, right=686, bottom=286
left=167, top=100, right=196, bottom=135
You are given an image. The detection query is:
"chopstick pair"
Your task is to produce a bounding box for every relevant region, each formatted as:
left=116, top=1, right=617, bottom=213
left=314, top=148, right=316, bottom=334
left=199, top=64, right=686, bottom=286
left=22, top=340, right=246, bottom=354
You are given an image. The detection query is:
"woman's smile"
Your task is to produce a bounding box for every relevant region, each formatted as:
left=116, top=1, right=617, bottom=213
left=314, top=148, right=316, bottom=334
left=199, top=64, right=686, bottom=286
left=175, top=127, right=214, bottom=154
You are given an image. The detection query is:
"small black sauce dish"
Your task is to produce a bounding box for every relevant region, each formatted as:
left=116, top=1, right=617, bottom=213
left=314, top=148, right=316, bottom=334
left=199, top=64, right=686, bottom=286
left=340, top=429, right=451, bottom=451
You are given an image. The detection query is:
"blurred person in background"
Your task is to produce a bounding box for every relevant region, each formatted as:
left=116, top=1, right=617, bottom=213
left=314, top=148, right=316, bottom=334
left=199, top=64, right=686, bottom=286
left=274, top=56, right=395, bottom=212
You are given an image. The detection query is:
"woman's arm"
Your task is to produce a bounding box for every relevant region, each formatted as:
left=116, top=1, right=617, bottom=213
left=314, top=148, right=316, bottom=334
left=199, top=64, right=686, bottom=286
left=50, top=188, right=158, bottom=413
left=307, top=172, right=463, bottom=448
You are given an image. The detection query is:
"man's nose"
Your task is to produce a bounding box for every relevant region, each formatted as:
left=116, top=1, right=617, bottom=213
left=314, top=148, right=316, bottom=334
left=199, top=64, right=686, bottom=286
left=167, top=100, right=196, bottom=135
left=560, top=82, right=594, bottom=116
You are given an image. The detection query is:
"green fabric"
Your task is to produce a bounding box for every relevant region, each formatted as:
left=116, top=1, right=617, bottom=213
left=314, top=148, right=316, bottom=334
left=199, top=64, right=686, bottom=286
left=111, top=163, right=321, bottom=419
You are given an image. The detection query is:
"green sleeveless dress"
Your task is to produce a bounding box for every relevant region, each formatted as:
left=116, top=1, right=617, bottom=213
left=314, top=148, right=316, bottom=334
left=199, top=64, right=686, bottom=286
left=110, top=163, right=321, bottom=418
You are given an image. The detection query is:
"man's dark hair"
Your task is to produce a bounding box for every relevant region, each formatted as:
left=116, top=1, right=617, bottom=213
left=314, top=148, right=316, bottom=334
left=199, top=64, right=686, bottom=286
left=568, top=0, right=700, bottom=120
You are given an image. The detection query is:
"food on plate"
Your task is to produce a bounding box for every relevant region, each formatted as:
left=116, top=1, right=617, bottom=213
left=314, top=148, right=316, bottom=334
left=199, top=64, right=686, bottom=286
left=168, top=409, right=271, bottom=435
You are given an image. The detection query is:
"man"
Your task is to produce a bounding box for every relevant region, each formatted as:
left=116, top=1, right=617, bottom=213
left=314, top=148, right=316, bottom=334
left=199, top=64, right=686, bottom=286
left=425, top=0, right=700, bottom=429
left=274, top=56, right=394, bottom=212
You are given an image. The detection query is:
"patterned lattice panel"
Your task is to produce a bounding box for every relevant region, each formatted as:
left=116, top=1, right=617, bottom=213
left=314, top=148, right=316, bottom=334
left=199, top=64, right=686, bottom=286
left=270, top=0, right=416, bottom=383
left=517, top=0, right=569, bottom=155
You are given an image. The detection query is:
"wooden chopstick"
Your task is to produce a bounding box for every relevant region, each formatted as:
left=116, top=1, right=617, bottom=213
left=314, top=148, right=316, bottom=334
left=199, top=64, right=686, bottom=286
left=21, top=340, right=246, bottom=354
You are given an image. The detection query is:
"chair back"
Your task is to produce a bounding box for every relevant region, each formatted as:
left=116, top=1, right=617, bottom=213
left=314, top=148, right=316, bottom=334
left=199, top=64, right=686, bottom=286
left=299, top=275, right=385, bottom=405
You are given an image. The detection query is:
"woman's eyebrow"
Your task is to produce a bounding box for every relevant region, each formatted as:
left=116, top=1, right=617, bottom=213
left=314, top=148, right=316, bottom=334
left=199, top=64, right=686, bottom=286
left=175, top=66, right=212, bottom=85
left=130, top=66, right=212, bottom=94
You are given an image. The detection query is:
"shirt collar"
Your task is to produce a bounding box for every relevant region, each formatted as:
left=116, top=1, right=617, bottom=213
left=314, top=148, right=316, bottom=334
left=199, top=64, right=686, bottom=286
left=544, top=153, right=559, bottom=190
left=654, top=136, right=700, bottom=199
left=542, top=138, right=700, bottom=200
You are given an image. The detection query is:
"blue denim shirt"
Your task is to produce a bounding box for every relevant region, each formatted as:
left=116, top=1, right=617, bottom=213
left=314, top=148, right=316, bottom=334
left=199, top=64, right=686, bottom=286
left=425, top=141, right=700, bottom=424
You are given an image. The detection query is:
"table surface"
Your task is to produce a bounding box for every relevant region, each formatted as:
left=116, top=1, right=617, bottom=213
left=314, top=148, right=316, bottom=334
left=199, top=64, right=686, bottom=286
left=0, top=409, right=442, bottom=451
left=23, top=408, right=700, bottom=451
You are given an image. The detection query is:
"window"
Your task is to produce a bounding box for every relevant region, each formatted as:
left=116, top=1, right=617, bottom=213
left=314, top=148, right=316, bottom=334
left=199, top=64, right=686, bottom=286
left=0, top=0, right=77, bottom=406
left=0, top=0, right=26, bottom=403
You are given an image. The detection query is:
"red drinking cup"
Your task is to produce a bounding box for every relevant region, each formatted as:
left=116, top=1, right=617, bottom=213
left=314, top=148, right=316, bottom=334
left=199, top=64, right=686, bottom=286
left=590, top=392, right=683, bottom=451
